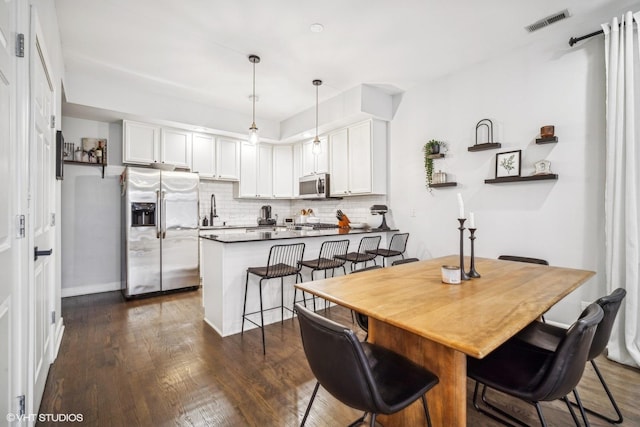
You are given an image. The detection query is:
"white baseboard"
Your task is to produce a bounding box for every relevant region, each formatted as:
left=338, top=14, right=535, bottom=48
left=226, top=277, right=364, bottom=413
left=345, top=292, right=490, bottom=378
left=52, top=320, right=64, bottom=361
left=61, top=281, right=121, bottom=297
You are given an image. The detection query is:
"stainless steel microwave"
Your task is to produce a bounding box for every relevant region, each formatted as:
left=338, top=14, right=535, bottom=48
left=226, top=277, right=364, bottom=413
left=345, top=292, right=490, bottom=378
left=299, top=173, right=330, bottom=199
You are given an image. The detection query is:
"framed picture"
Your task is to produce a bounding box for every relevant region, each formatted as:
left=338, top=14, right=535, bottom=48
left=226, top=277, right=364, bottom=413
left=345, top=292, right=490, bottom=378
left=81, top=138, right=107, bottom=164
left=495, top=150, right=521, bottom=178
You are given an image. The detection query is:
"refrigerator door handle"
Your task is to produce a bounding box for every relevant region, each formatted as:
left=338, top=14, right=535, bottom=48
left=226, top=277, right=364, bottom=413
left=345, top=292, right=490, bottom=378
left=161, top=190, right=167, bottom=239
left=156, top=190, right=161, bottom=238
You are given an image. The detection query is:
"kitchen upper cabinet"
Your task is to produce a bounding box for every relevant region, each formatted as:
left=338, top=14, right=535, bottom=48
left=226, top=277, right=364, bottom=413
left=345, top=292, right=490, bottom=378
left=238, top=142, right=272, bottom=198
left=216, top=137, right=240, bottom=181
left=329, top=129, right=349, bottom=195
left=292, top=144, right=302, bottom=197
left=301, top=137, right=328, bottom=176
left=272, top=145, right=293, bottom=198
left=191, top=132, right=216, bottom=178
left=123, top=120, right=160, bottom=165
left=257, top=144, right=273, bottom=197
left=191, top=135, right=240, bottom=181
left=123, top=120, right=192, bottom=169
left=161, top=128, right=191, bottom=169
left=329, top=120, right=387, bottom=196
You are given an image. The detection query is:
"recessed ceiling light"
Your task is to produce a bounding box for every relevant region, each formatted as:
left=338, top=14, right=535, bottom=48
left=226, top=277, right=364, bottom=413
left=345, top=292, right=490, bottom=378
left=310, top=23, right=324, bottom=33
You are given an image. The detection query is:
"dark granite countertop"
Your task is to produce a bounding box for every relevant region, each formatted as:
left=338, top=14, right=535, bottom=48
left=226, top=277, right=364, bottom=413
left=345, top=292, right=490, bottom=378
left=199, top=227, right=398, bottom=243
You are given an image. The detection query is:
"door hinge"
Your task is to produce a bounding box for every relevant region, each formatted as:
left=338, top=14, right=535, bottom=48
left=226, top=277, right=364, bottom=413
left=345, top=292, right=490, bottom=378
left=50, top=115, right=55, bottom=129
left=18, top=394, right=25, bottom=416
left=50, top=213, right=55, bottom=227
left=51, top=310, right=56, bottom=324
left=16, top=215, right=25, bottom=239
left=15, top=33, right=24, bottom=57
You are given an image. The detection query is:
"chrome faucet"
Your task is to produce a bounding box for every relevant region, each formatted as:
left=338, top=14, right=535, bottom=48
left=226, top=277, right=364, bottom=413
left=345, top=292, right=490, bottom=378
left=210, top=194, right=218, bottom=225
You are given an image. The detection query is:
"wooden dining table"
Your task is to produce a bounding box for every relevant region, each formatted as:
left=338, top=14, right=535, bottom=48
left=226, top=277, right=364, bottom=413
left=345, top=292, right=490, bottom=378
left=294, top=255, right=595, bottom=426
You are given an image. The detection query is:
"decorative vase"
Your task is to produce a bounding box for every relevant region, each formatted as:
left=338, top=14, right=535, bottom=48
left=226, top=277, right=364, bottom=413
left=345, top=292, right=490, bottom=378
left=430, top=144, right=440, bottom=155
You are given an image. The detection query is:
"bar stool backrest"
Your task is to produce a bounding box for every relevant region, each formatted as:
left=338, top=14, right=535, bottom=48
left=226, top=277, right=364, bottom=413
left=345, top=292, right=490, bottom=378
left=389, top=233, right=409, bottom=253
left=354, top=236, right=381, bottom=263
left=264, top=243, right=305, bottom=278
left=316, top=239, right=350, bottom=267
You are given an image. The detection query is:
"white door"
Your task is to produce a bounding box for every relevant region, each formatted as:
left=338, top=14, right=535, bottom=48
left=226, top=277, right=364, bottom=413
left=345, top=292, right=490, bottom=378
left=0, top=0, right=16, bottom=420
left=28, top=14, right=55, bottom=416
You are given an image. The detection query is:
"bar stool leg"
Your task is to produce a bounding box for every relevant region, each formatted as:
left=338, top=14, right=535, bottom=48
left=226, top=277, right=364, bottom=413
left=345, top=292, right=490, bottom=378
left=311, top=270, right=317, bottom=312
left=241, top=271, right=250, bottom=335
left=281, top=277, right=285, bottom=323
left=258, top=278, right=266, bottom=355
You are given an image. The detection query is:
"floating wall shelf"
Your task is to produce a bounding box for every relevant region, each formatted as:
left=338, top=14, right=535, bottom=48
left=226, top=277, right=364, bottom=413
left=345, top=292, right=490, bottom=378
left=64, top=160, right=107, bottom=179
left=484, top=174, right=558, bottom=184
left=426, top=153, right=446, bottom=159
left=430, top=182, right=458, bottom=188
left=468, top=143, right=502, bottom=152
left=535, top=136, right=558, bottom=144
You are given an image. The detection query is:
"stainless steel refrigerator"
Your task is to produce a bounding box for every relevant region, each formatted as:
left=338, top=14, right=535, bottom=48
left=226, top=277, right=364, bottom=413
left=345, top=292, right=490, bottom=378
left=121, top=167, right=200, bottom=297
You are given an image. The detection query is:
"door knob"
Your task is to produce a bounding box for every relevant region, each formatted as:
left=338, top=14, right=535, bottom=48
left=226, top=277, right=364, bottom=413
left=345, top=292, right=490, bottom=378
left=34, top=246, right=53, bottom=261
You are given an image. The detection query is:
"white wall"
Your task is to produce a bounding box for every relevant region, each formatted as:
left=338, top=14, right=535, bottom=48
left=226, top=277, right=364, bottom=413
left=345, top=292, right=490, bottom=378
left=389, top=39, right=606, bottom=326
left=60, top=117, right=123, bottom=296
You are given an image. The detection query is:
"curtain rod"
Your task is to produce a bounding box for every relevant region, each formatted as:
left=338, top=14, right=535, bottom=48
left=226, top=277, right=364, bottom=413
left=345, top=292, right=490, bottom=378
left=569, top=20, right=632, bottom=47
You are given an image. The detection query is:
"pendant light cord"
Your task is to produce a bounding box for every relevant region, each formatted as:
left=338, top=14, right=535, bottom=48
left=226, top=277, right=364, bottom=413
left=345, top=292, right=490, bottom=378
left=315, top=83, right=319, bottom=139
left=252, top=60, right=256, bottom=124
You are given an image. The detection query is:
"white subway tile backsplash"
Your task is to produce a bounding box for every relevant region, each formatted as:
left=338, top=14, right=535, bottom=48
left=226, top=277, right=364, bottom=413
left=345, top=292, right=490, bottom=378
left=198, top=181, right=387, bottom=226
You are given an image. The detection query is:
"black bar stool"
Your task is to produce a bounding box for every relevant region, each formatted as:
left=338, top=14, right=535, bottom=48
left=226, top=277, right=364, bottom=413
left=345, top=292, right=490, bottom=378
left=241, top=242, right=305, bottom=354
left=297, top=239, right=350, bottom=311
left=367, top=233, right=409, bottom=266
left=335, top=235, right=381, bottom=271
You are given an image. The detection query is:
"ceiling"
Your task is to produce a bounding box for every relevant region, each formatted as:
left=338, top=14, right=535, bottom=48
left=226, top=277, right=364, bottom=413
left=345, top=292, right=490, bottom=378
left=55, top=0, right=639, bottom=125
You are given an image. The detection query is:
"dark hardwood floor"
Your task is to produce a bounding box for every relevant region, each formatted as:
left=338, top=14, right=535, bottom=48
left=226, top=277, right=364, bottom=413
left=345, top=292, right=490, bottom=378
left=38, top=289, right=640, bottom=426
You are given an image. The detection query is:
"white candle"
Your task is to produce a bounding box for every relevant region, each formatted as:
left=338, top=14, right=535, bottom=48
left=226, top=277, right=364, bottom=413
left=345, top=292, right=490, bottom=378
left=469, top=212, right=475, bottom=228
left=457, top=193, right=465, bottom=219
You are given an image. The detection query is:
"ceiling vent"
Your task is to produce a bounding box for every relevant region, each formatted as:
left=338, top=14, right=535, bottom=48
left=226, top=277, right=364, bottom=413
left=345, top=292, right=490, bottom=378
left=525, top=9, right=571, bottom=33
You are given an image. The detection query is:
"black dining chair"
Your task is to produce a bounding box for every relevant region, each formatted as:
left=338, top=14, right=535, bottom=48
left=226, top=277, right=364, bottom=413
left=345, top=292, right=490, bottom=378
left=392, top=257, right=419, bottom=266
left=367, top=232, right=410, bottom=266
left=498, top=255, right=549, bottom=321
left=467, top=303, right=604, bottom=427
left=347, top=265, right=383, bottom=340
left=295, top=304, right=439, bottom=427
left=241, top=242, right=305, bottom=354
left=335, top=235, right=381, bottom=271
left=515, top=288, right=626, bottom=424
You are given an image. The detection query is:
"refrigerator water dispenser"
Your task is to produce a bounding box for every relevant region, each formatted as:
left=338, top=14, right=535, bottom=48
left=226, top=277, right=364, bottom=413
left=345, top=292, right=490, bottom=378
left=131, top=202, right=156, bottom=226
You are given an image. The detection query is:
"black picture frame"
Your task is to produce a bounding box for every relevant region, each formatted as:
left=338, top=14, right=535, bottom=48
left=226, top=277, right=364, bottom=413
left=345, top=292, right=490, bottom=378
left=495, top=150, right=521, bottom=178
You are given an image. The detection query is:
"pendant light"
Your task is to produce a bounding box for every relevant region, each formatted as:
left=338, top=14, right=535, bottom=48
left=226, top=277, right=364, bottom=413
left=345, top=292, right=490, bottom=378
left=312, top=79, right=322, bottom=155
left=248, top=54, right=261, bottom=145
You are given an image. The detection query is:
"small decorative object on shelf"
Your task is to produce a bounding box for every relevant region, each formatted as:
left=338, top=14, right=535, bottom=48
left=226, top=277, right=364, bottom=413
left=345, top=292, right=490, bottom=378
left=423, top=140, right=448, bottom=191
left=536, top=125, right=558, bottom=143
left=534, top=159, right=552, bottom=175
left=495, top=150, right=521, bottom=178
left=468, top=118, right=502, bottom=151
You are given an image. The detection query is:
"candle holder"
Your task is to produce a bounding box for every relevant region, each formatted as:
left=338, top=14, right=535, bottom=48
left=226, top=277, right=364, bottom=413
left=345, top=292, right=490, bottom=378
left=458, top=218, right=470, bottom=281
left=467, top=228, right=481, bottom=278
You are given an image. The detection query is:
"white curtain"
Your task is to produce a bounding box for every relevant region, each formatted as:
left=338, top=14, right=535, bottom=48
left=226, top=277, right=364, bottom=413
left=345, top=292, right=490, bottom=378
left=603, top=11, right=640, bottom=367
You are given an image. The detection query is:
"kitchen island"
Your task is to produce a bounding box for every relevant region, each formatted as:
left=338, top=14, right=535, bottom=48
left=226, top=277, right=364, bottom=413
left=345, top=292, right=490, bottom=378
left=200, top=227, right=396, bottom=337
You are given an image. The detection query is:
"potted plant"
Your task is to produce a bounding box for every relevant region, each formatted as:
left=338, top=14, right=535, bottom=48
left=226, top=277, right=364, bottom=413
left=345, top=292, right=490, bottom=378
left=423, top=140, right=447, bottom=190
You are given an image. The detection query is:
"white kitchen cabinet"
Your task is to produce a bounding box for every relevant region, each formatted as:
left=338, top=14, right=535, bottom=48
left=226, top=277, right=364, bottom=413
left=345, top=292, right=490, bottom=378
left=329, top=120, right=387, bottom=196
left=161, top=127, right=192, bottom=169
left=301, top=137, right=328, bottom=176
left=191, top=132, right=216, bottom=178
left=123, top=120, right=192, bottom=169
left=257, top=144, right=273, bottom=197
left=216, top=137, right=240, bottom=181
left=292, top=143, right=302, bottom=197
left=238, top=142, right=273, bottom=198
left=272, top=145, right=293, bottom=198
left=192, top=135, right=240, bottom=181
left=329, top=129, right=349, bottom=195
left=123, top=120, right=160, bottom=165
